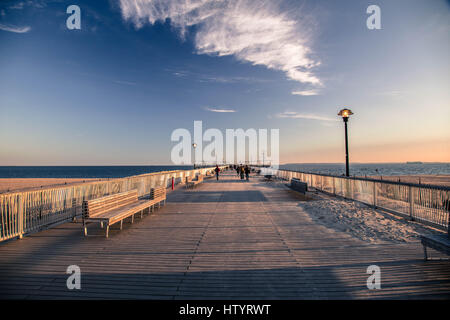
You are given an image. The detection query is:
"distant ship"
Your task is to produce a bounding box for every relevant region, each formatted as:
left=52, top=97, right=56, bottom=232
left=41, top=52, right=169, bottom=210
left=406, top=161, right=423, bottom=164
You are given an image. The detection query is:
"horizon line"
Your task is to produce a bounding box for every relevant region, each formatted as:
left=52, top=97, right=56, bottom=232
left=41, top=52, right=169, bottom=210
left=0, top=162, right=449, bottom=167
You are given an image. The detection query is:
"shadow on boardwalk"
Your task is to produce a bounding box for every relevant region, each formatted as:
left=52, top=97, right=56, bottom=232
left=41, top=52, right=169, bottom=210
left=1, top=259, right=448, bottom=299
left=0, top=267, right=350, bottom=300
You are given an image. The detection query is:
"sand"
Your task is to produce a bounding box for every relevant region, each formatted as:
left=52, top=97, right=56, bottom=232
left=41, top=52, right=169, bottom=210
left=365, top=175, right=450, bottom=186
left=300, top=191, right=445, bottom=244
left=0, top=178, right=103, bottom=194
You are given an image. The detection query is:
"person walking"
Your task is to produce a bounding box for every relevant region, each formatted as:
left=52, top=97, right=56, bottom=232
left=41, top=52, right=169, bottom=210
left=236, top=165, right=240, bottom=178
left=240, top=166, right=245, bottom=180
left=214, top=165, right=220, bottom=181
left=244, top=165, right=250, bottom=181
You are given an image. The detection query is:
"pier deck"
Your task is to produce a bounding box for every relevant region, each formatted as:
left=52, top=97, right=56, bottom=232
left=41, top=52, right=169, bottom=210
left=0, top=172, right=449, bottom=299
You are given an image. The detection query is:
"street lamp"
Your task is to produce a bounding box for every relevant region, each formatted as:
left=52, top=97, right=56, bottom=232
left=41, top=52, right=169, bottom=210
left=338, top=108, right=353, bottom=177
left=192, top=143, right=197, bottom=169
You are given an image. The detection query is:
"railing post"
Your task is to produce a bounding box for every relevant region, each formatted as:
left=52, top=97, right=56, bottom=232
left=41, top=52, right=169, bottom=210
left=18, top=194, right=24, bottom=239
left=447, top=204, right=449, bottom=238
left=409, top=186, right=414, bottom=221
left=351, top=179, right=354, bottom=199
left=344, top=179, right=350, bottom=199
left=71, top=186, right=77, bottom=222
left=373, top=182, right=377, bottom=208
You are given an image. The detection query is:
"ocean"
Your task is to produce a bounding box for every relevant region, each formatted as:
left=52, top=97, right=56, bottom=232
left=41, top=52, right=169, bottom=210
left=0, top=163, right=449, bottom=178
left=279, top=163, right=450, bottom=177
left=0, top=166, right=193, bottom=178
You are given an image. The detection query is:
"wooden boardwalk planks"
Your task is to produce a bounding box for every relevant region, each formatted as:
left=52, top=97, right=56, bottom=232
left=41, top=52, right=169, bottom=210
left=0, top=172, right=448, bottom=299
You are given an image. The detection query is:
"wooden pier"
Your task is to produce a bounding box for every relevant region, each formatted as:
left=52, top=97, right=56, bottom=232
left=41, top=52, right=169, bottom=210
left=0, top=172, right=449, bottom=299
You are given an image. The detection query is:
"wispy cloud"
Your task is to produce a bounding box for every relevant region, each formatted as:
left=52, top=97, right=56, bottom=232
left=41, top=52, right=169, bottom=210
left=9, top=1, right=46, bottom=10
left=199, top=75, right=269, bottom=84
left=276, top=111, right=338, bottom=122
left=173, top=71, right=189, bottom=78
left=0, top=24, right=31, bottom=33
left=170, top=69, right=269, bottom=84
left=114, top=80, right=137, bottom=86
left=9, top=2, right=26, bottom=10
left=292, top=89, right=320, bottom=96
left=205, top=107, right=236, bottom=113
left=119, top=0, right=321, bottom=85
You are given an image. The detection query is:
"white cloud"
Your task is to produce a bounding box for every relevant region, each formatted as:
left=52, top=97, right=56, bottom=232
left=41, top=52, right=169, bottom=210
left=276, top=111, right=338, bottom=122
left=170, top=68, right=269, bottom=83
left=119, top=0, right=321, bottom=85
left=0, top=24, right=31, bottom=33
left=9, top=1, right=46, bottom=10
left=205, top=107, right=236, bottom=113
left=114, top=80, right=137, bottom=86
left=199, top=75, right=269, bottom=84
left=292, top=89, right=320, bottom=96
left=9, top=2, right=26, bottom=10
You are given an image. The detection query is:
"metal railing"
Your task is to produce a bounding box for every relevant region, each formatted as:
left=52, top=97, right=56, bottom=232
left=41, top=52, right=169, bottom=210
left=265, top=168, right=450, bottom=234
left=0, top=167, right=226, bottom=242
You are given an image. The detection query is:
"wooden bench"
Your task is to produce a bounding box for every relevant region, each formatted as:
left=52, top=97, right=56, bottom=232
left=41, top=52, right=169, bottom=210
left=420, top=233, right=450, bottom=261
left=186, top=175, right=203, bottom=188
left=82, top=187, right=166, bottom=237
left=185, top=176, right=193, bottom=188
left=290, top=178, right=308, bottom=194
left=204, top=171, right=215, bottom=179
left=150, top=186, right=166, bottom=208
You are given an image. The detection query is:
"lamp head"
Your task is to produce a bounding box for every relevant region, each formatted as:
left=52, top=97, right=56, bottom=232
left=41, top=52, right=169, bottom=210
left=192, top=143, right=197, bottom=148
left=338, top=108, right=353, bottom=122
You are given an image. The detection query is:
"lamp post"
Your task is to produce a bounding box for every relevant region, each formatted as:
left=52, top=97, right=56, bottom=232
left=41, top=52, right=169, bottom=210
left=338, top=108, right=353, bottom=177
left=192, top=143, right=197, bottom=169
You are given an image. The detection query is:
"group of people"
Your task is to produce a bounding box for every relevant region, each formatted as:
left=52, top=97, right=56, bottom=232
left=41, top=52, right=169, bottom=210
left=213, top=164, right=251, bottom=181
left=234, top=164, right=250, bottom=181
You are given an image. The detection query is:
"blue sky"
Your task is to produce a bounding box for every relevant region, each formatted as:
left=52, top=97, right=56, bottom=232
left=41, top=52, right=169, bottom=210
left=0, top=0, right=449, bottom=165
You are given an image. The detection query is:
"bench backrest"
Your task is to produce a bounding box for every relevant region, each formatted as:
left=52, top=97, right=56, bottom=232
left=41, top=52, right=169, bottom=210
left=291, top=178, right=307, bottom=194
left=83, top=190, right=138, bottom=219
left=151, top=186, right=166, bottom=200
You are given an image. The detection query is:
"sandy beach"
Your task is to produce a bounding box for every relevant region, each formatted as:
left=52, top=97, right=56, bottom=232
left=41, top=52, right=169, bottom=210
left=300, top=191, right=445, bottom=244
left=0, top=178, right=103, bottom=194
left=365, top=175, right=450, bottom=186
